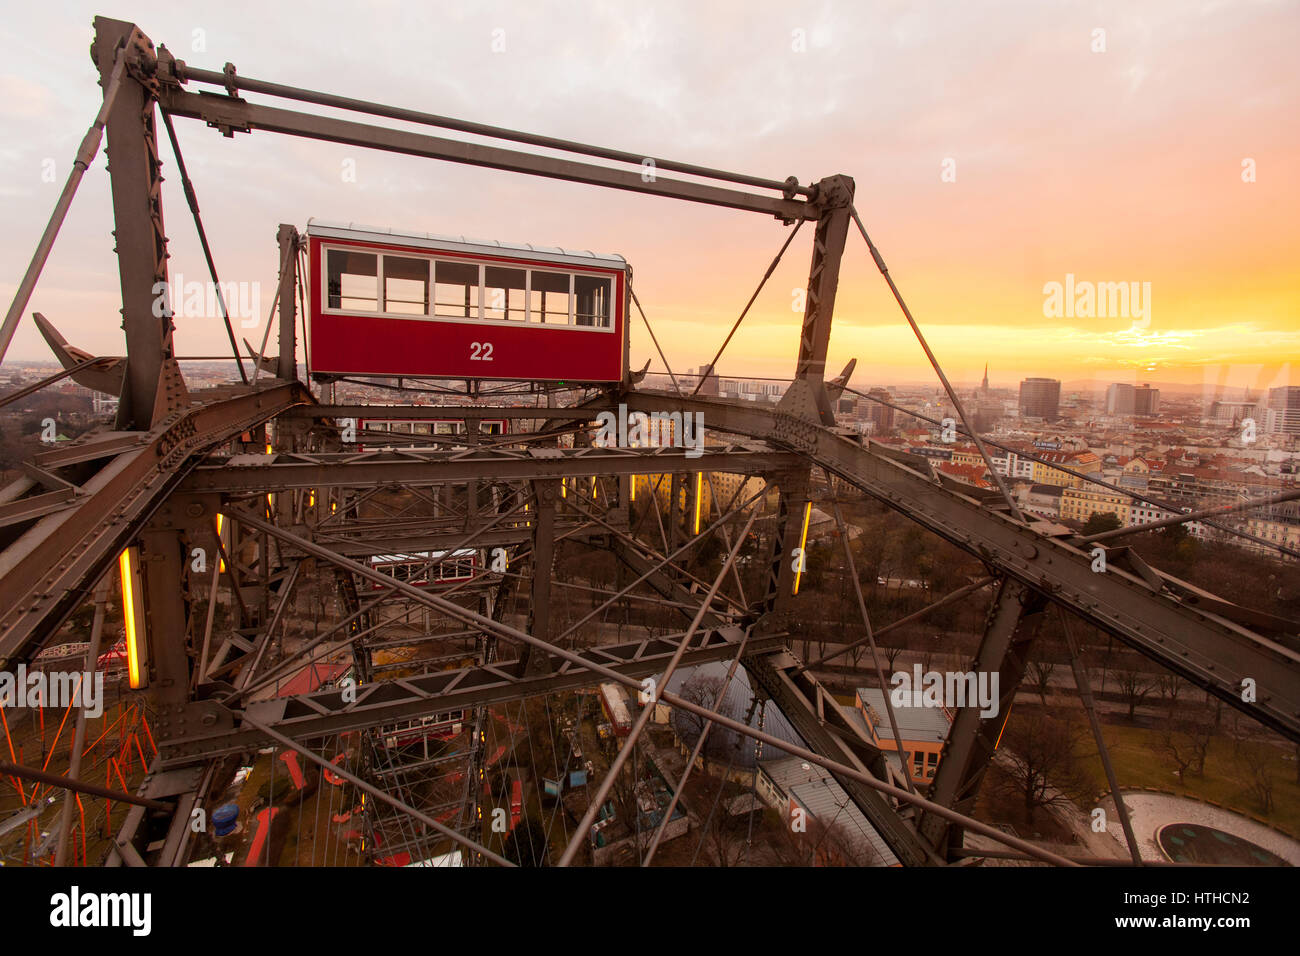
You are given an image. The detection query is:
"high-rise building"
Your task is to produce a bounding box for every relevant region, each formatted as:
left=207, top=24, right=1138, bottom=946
left=1019, top=377, right=1061, bottom=420
left=1208, top=399, right=1260, bottom=425
left=695, top=364, right=719, bottom=397
left=1106, top=382, right=1160, bottom=416
left=1133, top=383, right=1160, bottom=416
left=865, top=388, right=895, bottom=433
left=1106, top=383, right=1134, bottom=415
left=1266, top=386, right=1300, bottom=435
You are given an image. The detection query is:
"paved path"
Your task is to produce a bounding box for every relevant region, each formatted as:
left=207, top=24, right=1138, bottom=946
left=1102, top=790, right=1300, bottom=864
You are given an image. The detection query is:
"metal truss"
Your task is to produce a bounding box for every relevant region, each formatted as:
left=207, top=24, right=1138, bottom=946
left=1, top=16, right=1296, bottom=869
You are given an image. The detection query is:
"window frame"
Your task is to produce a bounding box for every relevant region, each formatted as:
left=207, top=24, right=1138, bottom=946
left=319, top=242, right=618, bottom=334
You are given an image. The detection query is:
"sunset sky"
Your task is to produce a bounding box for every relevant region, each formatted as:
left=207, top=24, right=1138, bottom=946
left=0, top=1, right=1295, bottom=393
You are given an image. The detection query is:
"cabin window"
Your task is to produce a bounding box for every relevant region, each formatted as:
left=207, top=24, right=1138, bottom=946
left=383, top=256, right=430, bottom=314
left=484, top=267, right=527, bottom=321
left=574, top=275, right=612, bottom=328
left=321, top=241, right=617, bottom=333
left=434, top=261, right=480, bottom=318
left=327, top=250, right=378, bottom=311
left=530, top=270, right=572, bottom=324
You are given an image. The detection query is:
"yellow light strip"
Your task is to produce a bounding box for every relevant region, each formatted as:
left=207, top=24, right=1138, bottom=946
left=215, top=513, right=226, bottom=573
left=693, top=473, right=703, bottom=535
left=118, top=548, right=146, bottom=690
left=792, top=501, right=812, bottom=596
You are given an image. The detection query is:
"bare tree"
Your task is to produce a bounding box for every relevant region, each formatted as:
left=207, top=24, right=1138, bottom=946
left=1158, top=674, right=1186, bottom=714
left=992, top=710, right=1091, bottom=824
left=684, top=774, right=748, bottom=867
left=1026, top=658, right=1056, bottom=705
left=807, top=814, right=881, bottom=867
left=1160, top=718, right=1212, bottom=784
left=1228, top=721, right=1276, bottom=814
left=1115, top=662, right=1160, bottom=721
left=674, top=673, right=735, bottom=774
left=1026, top=634, right=1062, bottom=705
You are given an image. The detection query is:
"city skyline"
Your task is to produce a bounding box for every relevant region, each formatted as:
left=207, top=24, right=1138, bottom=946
left=0, top=1, right=1295, bottom=391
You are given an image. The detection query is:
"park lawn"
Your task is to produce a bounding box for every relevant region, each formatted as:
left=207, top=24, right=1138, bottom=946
left=1074, top=721, right=1300, bottom=837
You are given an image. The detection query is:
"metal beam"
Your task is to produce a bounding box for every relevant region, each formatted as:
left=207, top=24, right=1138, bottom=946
left=920, top=579, right=1046, bottom=854
left=521, top=479, right=558, bottom=675
left=167, top=56, right=815, bottom=199
left=157, top=88, right=815, bottom=221
left=281, top=404, right=621, bottom=421
left=794, top=177, right=853, bottom=424
left=157, top=627, right=780, bottom=764
left=180, top=445, right=799, bottom=492
left=624, top=391, right=1300, bottom=740
left=276, top=223, right=298, bottom=379
left=744, top=650, right=935, bottom=866
left=94, top=17, right=189, bottom=430
left=0, top=380, right=310, bottom=666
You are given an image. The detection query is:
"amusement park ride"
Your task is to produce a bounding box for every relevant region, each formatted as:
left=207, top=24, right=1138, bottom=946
left=0, top=15, right=1296, bottom=869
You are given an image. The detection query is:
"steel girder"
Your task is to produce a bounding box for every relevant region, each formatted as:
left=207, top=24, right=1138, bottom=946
left=744, top=650, right=932, bottom=866
left=285, top=523, right=538, bottom=558
left=93, top=17, right=190, bottom=431
left=154, top=87, right=815, bottom=222
left=280, top=404, right=622, bottom=422
left=603, top=521, right=934, bottom=866
left=179, top=444, right=801, bottom=493
left=0, top=380, right=311, bottom=667
left=624, top=391, right=1300, bottom=741
left=919, top=578, right=1047, bottom=854
left=793, top=176, right=854, bottom=425
left=155, top=627, right=781, bottom=766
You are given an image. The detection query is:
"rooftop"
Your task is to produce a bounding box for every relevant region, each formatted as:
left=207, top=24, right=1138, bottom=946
left=856, top=688, right=951, bottom=743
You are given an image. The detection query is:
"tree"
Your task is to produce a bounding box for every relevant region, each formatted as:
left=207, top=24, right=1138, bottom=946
left=806, top=813, right=882, bottom=867
left=1160, top=719, right=1212, bottom=783
left=1026, top=635, right=1062, bottom=704
left=992, top=710, right=1091, bottom=824
left=1158, top=674, right=1186, bottom=714
left=1115, top=662, right=1160, bottom=720
left=1082, top=512, right=1123, bottom=536
left=503, top=813, right=552, bottom=866
left=674, top=673, right=736, bottom=773
left=1228, top=722, right=1276, bottom=814
left=694, top=776, right=748, bottom=867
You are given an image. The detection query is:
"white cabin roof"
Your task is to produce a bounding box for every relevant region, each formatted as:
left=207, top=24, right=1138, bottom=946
left=306, top=219, right=628, bottom=271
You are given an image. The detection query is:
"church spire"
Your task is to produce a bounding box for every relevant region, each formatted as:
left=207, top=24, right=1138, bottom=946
left=981, top=362, right=989, bottom=392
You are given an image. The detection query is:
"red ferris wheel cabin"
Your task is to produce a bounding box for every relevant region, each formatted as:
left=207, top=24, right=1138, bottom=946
left=306, top=221, right=630, bottom=383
